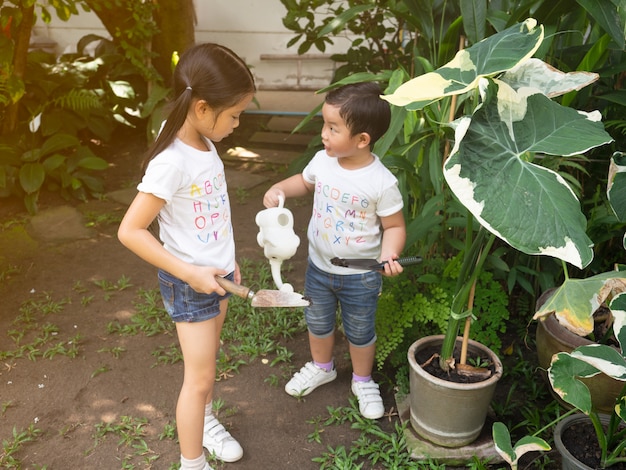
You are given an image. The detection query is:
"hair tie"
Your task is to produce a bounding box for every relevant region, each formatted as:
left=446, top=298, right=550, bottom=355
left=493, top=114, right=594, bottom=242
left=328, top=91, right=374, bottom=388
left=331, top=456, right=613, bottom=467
left=185, top=86, right=192, bottom=91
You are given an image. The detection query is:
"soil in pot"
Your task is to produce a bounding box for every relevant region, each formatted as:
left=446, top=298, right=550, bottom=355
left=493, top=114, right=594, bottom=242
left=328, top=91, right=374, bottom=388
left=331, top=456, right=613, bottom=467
left=414, top=342, right=498, bottom=383
left=560, top=419, right=626, bottom=469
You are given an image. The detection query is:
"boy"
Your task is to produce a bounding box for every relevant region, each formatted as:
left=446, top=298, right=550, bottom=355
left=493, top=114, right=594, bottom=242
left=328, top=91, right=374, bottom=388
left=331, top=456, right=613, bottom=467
left=262, top=82, right=406, bottom=419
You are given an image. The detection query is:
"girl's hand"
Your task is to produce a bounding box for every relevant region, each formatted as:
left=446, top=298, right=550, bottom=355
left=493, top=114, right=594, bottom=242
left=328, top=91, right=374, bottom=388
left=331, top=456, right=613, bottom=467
left=234, top=261, right=242, bottom=285
left=185, top=265, right=228, bottom=295
left=263, top=187, right=285, bottom=208
left=380, top=255, right=404, bottom=278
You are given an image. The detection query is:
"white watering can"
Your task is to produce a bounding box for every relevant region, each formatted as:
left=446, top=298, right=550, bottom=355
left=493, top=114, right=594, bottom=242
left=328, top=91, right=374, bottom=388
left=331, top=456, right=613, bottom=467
left=255, top=195, right=300, bottom=292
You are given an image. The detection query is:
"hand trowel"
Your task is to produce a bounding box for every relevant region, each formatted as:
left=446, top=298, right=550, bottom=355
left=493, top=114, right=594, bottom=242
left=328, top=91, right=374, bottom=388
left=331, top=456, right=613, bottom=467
left=215, top=276, right=309, bottom=308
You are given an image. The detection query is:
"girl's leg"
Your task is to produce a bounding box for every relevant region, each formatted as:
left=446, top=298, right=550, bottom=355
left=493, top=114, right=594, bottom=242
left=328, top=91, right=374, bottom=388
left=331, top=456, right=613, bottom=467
left=205, top=298, right=228, bottom=409
left=175, top=314, right=221, bottom=459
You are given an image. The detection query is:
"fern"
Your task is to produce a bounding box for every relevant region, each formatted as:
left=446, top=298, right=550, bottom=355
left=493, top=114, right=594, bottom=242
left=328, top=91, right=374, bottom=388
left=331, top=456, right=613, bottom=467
left=52, top=89, right=102, bottom=112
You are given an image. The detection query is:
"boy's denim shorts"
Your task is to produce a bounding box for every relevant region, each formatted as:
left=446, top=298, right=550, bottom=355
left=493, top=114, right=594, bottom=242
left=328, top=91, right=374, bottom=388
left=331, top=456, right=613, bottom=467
left=304, top=260, right=382, bottom=347
left=158, top=269, right=233, bottom=323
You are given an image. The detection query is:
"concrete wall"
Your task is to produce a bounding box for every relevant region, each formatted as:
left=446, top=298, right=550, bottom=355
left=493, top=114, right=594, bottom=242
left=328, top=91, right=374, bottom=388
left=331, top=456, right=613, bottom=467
left=31, top=0, right=349, bottom=90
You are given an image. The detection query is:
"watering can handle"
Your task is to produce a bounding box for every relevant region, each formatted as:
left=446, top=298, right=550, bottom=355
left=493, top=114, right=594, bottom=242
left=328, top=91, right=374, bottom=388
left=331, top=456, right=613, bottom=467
left=277, top=194, right=284, bottom=208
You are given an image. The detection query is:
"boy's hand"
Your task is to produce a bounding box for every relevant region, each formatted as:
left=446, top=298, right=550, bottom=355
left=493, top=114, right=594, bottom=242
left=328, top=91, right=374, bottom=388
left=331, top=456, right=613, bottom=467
left=380, top=255, right=404, bottom=277
left=263, top=187, right=285, bottom=208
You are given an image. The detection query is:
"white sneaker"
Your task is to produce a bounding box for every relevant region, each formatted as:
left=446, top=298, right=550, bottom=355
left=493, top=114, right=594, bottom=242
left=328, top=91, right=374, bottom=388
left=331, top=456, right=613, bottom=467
left=351, top=380, right=384, bottom=419
left=202, top=415, right=243, bottom=462
left=285, top=361, right=337, bottom=396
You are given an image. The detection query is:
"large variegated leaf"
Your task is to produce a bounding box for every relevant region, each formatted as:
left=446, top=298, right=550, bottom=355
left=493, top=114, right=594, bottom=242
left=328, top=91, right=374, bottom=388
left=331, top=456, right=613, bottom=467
left=570, top=344, right=626, bottom=380
left=500, top=58, right=598, bottom=98
left=548, top=293, right=626, bottom=415
left=443, top=79, right=613, bottom=269
left=533, top=271, right=626, bottom=336
left=381, top=18, right=543, bottom=109
left=608, top=152, right=626, bottom=223
left=548, top=352, right=598, bottom=414
left=549, top=342, right=626, bottom=414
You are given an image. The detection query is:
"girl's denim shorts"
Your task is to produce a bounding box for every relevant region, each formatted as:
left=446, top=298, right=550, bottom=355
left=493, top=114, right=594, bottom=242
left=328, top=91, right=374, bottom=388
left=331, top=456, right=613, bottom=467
left=158, top=269, right=233, bottom=323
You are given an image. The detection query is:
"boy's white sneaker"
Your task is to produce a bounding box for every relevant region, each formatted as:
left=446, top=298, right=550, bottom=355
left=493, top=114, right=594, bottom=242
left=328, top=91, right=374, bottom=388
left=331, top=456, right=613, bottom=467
left=285, top=361, right=337, bottom=396
left=351, top=380, right=384, bottom=419
left=202, top=415, right=243, bottom=462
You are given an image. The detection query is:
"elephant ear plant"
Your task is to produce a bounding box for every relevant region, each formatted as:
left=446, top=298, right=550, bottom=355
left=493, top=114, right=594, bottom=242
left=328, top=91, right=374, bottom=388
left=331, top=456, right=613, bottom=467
left=547, top=290, right=626, bottom=468
left=382, top=18, right=616, bottom=374
left=492, top=153, right=626, bottom=468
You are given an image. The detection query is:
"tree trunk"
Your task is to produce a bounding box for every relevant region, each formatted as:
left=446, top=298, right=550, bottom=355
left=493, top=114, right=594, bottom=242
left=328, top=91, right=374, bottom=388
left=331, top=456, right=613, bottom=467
left=2, top=3, right=34, bottom=134
left=84, top=0, right=195, bottom=84
left=152, top=0, right=196, bottom=83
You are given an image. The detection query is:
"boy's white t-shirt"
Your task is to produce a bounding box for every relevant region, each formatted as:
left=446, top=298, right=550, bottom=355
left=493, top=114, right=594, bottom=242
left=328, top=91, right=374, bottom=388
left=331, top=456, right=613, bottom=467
left=137, top=137, right=236, bottom=274
left=302, top=150, right=403, bottom=274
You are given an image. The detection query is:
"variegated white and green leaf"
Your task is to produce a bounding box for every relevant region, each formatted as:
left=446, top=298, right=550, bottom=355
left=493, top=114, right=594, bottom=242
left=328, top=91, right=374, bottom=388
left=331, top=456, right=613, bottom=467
left=608, top=152, right=626, bottom=223
left=382, top=18, right=543, bottom=109
left=533, top=272, right=626, bottom=336
left=493, top=422, right=551, bottom=470
left=443, top=79, right=613, bottom=269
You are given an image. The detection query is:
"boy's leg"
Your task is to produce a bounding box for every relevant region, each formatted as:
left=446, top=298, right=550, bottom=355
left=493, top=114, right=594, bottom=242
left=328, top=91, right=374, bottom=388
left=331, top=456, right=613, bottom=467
left=349, top=342, right=376, bottom=378
left=340, top=271, right=385, bottom=419
left=285, top=263, right=338, bottom=396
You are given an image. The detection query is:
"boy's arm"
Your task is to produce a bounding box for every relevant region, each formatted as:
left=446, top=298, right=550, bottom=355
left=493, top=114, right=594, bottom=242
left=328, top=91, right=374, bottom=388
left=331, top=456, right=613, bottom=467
left=263, top=173, right=313, bottom=208
left=379, top=211, right=407, bottom=277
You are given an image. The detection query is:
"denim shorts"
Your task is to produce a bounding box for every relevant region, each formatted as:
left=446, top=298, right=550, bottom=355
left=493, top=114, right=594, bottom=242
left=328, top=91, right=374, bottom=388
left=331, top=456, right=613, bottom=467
left=158, top=269, right=233, bottom=323
left=304, top=260, right=382, bottom=347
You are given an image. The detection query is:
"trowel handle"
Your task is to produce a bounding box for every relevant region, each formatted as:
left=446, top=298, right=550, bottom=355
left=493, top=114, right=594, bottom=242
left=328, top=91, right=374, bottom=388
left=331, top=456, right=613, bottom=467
left=215, top=276, right=254, bottom=301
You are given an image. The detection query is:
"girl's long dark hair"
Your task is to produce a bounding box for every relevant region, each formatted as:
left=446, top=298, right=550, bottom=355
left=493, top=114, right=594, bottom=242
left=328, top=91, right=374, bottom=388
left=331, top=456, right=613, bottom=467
left=143, top=43, right=255, bottom=171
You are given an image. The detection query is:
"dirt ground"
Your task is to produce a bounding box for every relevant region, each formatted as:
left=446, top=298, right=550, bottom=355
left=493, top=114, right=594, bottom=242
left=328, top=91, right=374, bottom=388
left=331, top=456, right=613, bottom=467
left=0, top=115, right=403, bottom=469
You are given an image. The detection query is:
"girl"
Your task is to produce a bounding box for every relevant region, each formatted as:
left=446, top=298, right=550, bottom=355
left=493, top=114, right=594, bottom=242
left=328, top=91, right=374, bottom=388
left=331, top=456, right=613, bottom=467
left=118, top=43, right=255, bottom=470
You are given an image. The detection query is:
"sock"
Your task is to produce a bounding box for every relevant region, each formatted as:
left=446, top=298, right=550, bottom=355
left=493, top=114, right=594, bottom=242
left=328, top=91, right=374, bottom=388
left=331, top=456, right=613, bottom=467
left=180, top=453, right=208, bottom=470
left=314, top=360, right=334, bottom=372
left=204, top=401, right=213, bottom=417
left=352, top=373, right=372, bottom=383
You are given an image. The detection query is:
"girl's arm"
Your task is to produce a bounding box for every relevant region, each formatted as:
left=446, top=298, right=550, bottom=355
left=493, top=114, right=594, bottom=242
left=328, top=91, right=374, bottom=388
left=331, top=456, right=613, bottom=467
left=379, top=211, right=407, bottom=277
left=118, top=192, right=227, bottom=295
left=263, top=174, right=313, bottom=208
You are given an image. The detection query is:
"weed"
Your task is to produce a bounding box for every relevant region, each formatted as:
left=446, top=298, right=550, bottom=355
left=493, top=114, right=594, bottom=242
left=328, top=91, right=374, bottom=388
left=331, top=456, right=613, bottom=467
left=151, top=343, right=182, bottom=367
left=92, top=416, right=157, bottom=467
left=107, top=288, right=174, bottom=337
left=0, top=424, right=42, bottom=468
left=234, top=186, right=249, bottom=204
left=0, top=264, right=20, bottom=282
left=158, top=421, right=177, bottom=441
left=264, top=374, right=280, bottom=387
left=98, top=346, right=126, bottom=359
left=91, top=365, right=111, bottom=378
left=83, top=210, right=123, bottom=228
left=93, top=275, right=133, bottom=292
left=1, top=400, right=14, bottom=416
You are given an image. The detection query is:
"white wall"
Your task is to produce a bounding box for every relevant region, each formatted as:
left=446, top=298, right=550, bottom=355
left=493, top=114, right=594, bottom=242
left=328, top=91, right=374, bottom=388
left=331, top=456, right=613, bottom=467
left=32, top=0, right=350, bottom=90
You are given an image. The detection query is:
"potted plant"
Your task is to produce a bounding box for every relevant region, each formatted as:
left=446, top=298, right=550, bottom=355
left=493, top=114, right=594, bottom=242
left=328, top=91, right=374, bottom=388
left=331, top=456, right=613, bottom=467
left=547, top=289, right=626, bottom=469
left=381, top=18, right=617, bottom=447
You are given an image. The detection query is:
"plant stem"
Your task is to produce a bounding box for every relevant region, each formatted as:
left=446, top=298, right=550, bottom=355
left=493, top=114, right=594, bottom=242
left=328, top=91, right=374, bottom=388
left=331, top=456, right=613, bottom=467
left=439, top=225, right=495, bottom=370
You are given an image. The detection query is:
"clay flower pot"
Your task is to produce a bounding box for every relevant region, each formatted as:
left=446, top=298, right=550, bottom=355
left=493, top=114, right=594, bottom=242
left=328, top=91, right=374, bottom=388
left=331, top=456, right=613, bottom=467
left=407, top=335, right=503, bottom=448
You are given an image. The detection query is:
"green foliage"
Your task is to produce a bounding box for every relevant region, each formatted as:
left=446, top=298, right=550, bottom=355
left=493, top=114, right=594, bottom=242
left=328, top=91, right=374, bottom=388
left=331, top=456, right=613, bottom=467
left=375, top=255, right=509, bottom=370
left=0, top=37, right=151, bottom=212
left=0, top=0, right=162, bottom=213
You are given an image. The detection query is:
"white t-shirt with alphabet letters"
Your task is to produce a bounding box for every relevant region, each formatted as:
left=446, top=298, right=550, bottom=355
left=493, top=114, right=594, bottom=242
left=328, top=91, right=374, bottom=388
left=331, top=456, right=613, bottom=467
left=302, top=150, right=403, bottom=275
left=137, top=137, right=235, bottom=274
